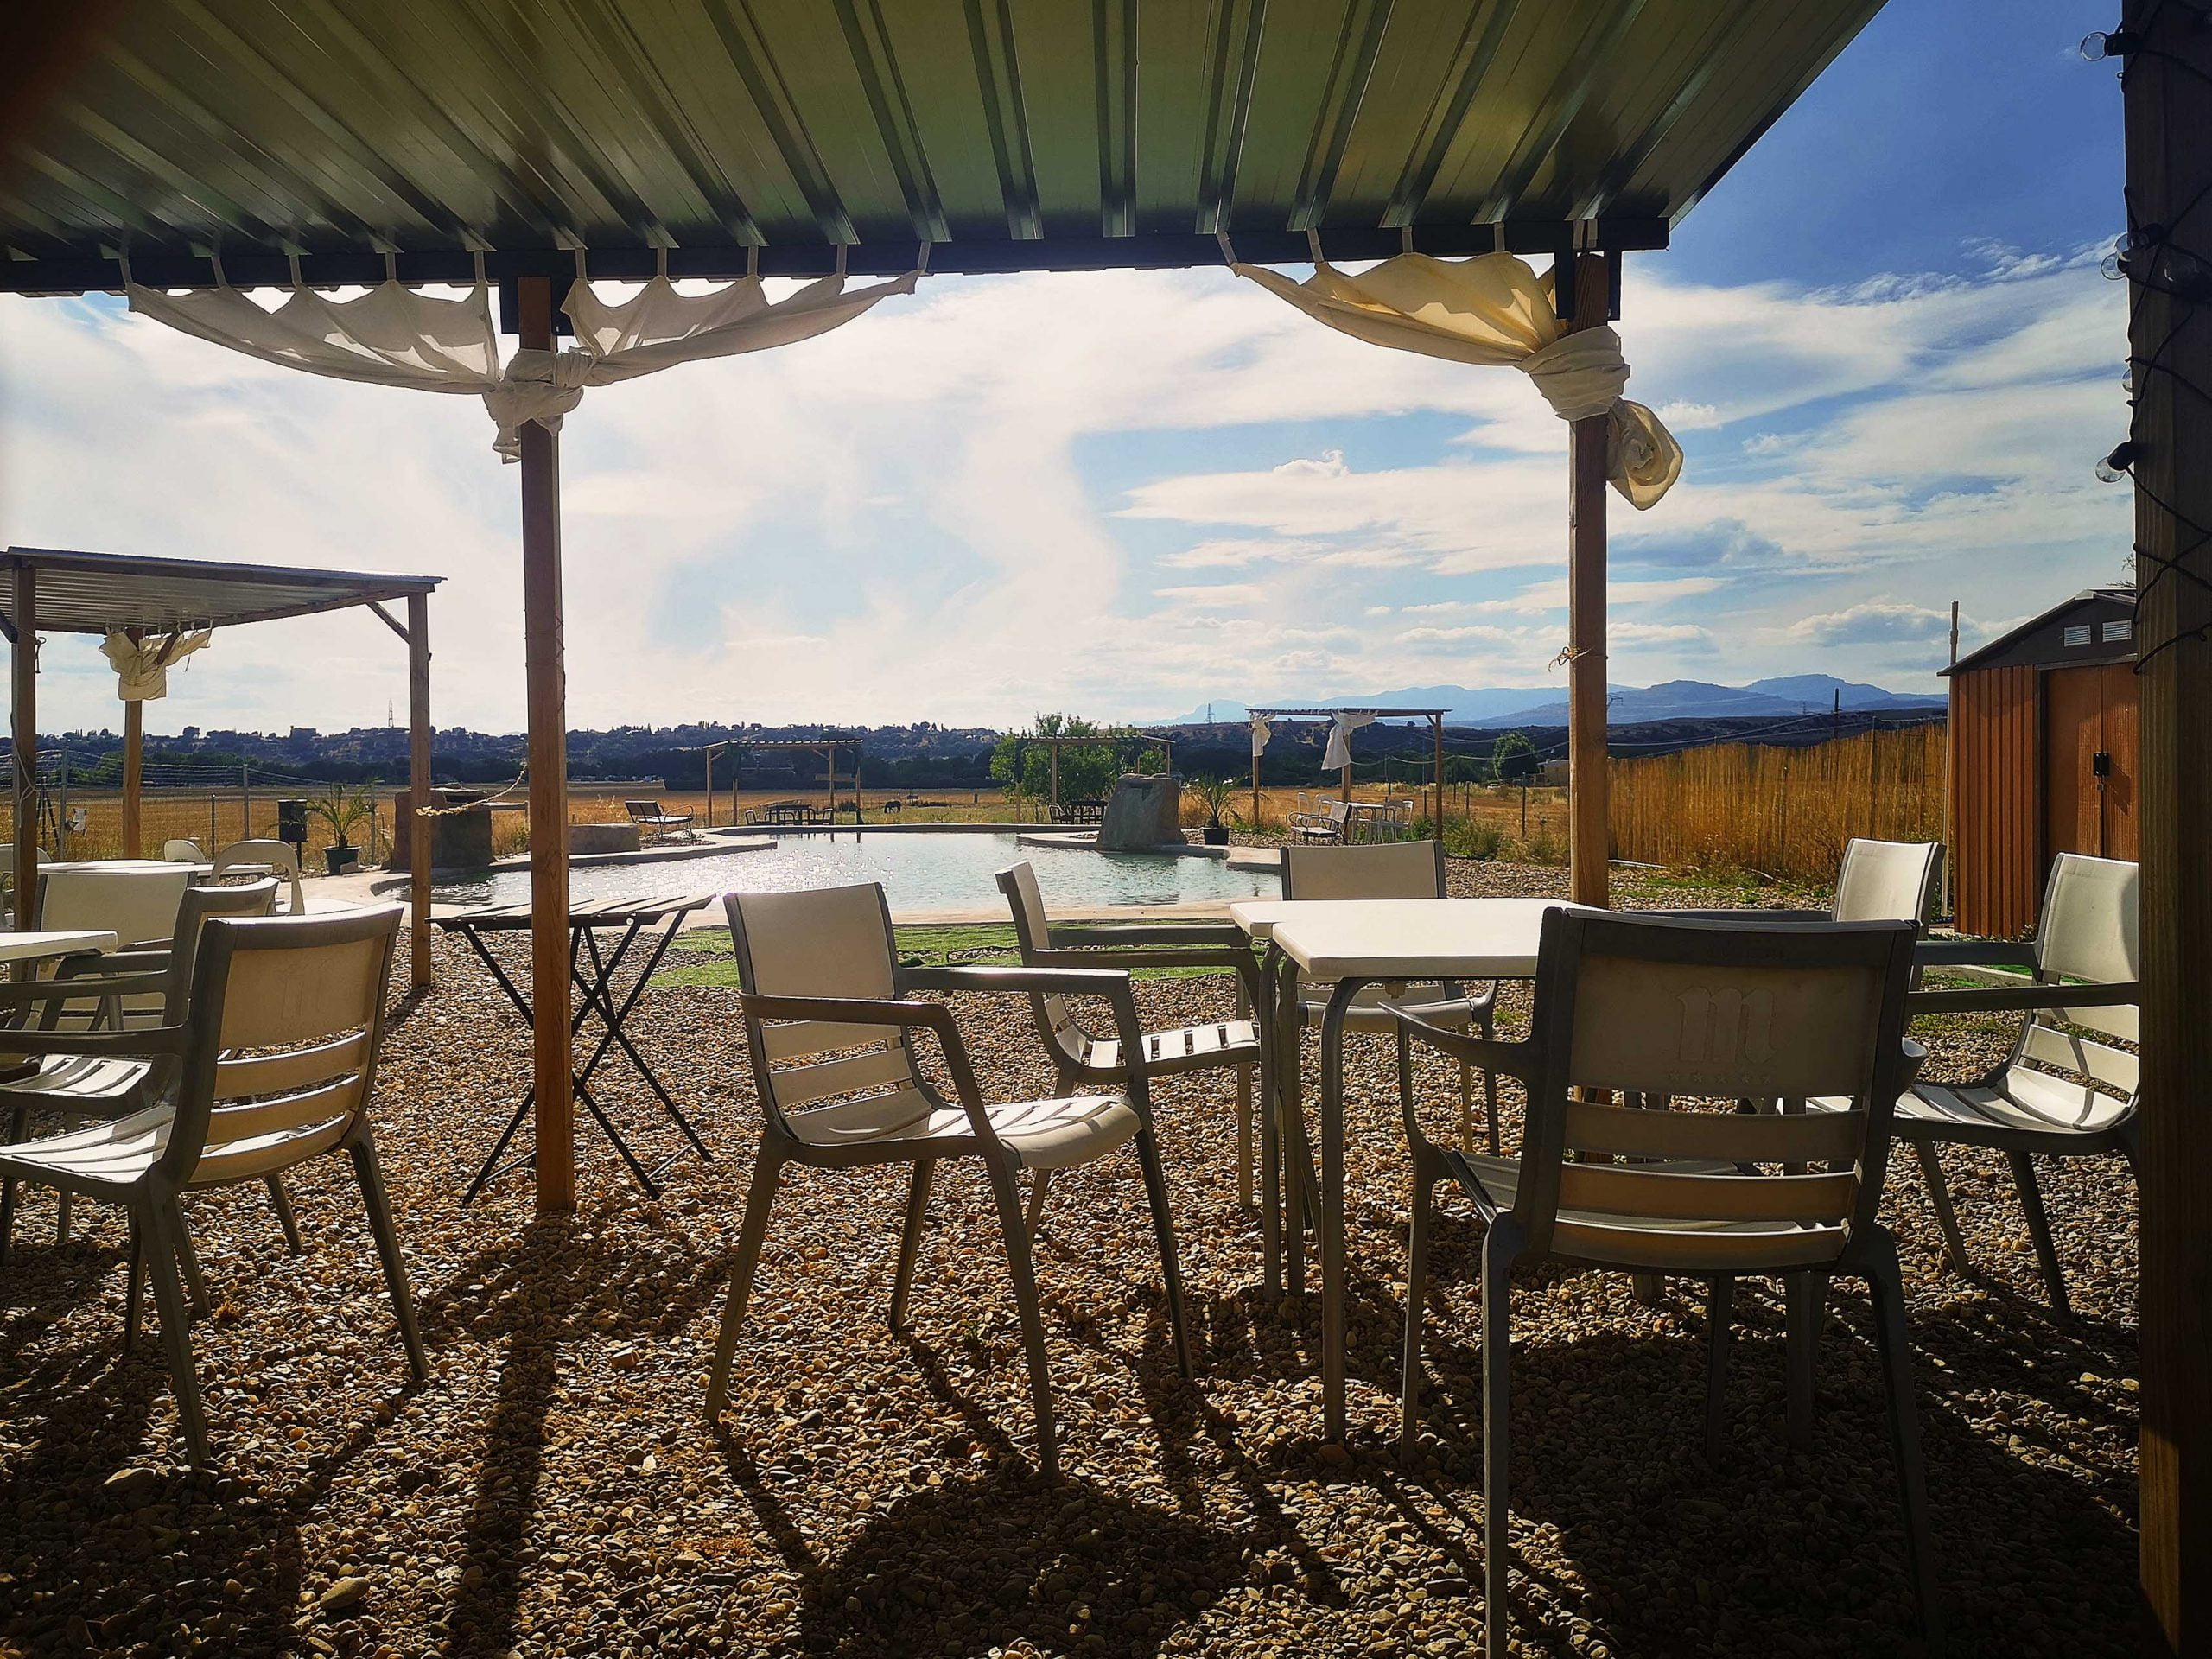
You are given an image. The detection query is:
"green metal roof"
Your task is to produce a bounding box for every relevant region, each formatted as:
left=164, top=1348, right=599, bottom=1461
left=1, top=0, right=1885, bottom=294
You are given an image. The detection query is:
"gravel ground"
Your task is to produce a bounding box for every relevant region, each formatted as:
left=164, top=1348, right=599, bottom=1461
left=0, top=865, right=2139, bottom=1658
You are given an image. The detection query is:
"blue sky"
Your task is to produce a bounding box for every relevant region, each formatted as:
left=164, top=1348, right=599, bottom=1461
left=0, top=0, right=2132, bottom=734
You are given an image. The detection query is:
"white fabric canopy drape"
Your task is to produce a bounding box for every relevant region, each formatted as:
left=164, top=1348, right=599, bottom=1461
left=1249, top=714, right=1272, bottom=759
left=100, top=629, right=210, bottom=701
left=125, top=251, right=921, bottom=460
left=1229, top=246, right=1682, bottom=509
left=1321, top=710, right=1378, bottom=772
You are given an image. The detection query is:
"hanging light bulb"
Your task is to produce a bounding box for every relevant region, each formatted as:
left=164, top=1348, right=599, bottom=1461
left=2080, top=28, right=2141, bottom=58
left=2110, top=226, right=2212, bottom=300
left=2122, top=360, right=2136, bottom=397
left=2095, top=440, right=2139, bottom=483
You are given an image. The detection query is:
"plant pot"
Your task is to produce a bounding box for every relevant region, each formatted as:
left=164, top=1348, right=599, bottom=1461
left=326, top=844, right=359, bottom=875
left=1202, top=824, right=1230, bottom=845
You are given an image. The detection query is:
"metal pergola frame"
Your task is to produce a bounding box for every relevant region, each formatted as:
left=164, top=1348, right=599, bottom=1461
left=0, top=547, right=442, bottom=989
left=1247, top=705, right=1447, bottom=832
left=743, top=735, right=865, bottom=819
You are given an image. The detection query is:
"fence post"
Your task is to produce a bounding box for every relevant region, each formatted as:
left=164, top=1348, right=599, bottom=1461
left=240, top=760, right=251, bottom=840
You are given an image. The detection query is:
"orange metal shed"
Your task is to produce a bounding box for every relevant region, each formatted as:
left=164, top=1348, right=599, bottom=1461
left=1945, top=587, right=2139, bottom=938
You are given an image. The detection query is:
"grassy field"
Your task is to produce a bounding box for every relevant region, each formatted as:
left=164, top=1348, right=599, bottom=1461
left=3, top=728, right=1937, bottom=887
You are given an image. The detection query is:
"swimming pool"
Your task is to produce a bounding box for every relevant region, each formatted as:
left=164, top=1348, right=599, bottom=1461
left=427, top=831, right=1278, bottom=914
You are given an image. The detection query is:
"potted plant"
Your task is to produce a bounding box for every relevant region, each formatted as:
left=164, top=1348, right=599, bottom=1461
left=1190, top=775, right=1236, bottom=845
left=306, top=779, right=378, bottom=874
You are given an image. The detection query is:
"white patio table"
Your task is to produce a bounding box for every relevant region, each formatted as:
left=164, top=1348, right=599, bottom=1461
left=1229, top=895, right=1570, bottom=1442
left=0, top=929, right=118, bottom=965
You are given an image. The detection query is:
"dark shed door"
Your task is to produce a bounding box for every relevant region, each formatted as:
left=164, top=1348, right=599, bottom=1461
left=2044, top=663, right=2139, bottom=866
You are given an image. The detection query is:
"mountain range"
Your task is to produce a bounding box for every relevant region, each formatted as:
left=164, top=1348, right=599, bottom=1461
left=1160, top=675, right=1945, bottom=729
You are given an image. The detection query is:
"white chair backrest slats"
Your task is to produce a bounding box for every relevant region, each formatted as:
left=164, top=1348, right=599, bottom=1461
left=2022, top=852, right=2139, bottom=1076
left=1516, top=912, right=1916, bottom=1264
left=39, top=864, right=194, bottom=947
left=728, top=885, right=928, bottom=1131
left=997, top=863, right=1083, bottom=1065
left=166, top=907, right=401, bottom=1188
left=1280, top=837, right=1443, bottom=901
left=1832, top=838, right=1942, bottom=925
left=163, top=839, right=205, bottom=862
left=213, top=838, right=306, bottom=914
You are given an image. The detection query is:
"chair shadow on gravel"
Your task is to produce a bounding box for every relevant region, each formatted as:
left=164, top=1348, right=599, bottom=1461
left=1380, top=1291, right=2140, bottom=1656
left=0, top=1213, right=422, bottom=1655
left=420, top=1206, right=727, bottom=1659
left=790, top=1471, right=1243, bottom=1658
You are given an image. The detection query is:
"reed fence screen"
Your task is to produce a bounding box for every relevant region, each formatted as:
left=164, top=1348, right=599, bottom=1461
left=1607, top=725, right=1946, bottom=883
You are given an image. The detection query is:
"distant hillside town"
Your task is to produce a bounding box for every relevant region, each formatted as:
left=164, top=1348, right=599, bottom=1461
left=31, top=672, right=1944, bottom=791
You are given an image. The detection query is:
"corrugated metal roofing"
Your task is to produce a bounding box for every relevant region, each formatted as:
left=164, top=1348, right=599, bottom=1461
left=0, top=547, right=442, bottom=635
left=0, top=0, right=1885, bottom=294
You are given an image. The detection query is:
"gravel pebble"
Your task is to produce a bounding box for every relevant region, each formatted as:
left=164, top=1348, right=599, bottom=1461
left=0, top=865, right=2139, bottom=1656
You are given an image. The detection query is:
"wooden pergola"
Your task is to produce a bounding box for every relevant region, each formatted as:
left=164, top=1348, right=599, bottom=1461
left=744, top=735, right=864, bottom=819
left=1248, top=706, right=1446, bottom=832
left=5, top=6, right=2207, bottom=1620
left=0, top=548, right=442, bottom=989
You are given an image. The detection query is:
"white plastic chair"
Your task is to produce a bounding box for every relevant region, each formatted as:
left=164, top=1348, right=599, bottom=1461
left=1278, top=839, right=1498, bottom=1150
left=0, top=879, right=283, bottom=1260
left=1883, top=852, right=2139, bottom=1313
left=1394, top=910, right=1937, bottom=1649
left=34, top=864, right=194, bottom=950
left=709, top=883, right=1191, bottom=1478
left=997, top=861, right=1261, bottom=1213
left=0, top=905, right=420, bottom=1465
left=212, top=837, right=306, bottom=914
left=162, top=839, right=205, bottom=862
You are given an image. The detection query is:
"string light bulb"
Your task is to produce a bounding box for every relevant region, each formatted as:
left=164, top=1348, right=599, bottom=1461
left=2095, top=441, right=2139, bottom=483
left=2080, top=28, right=2141, bottom=58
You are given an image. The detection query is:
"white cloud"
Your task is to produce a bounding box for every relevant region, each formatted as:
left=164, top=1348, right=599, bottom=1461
left=0, top=246, right=2133, bottom=730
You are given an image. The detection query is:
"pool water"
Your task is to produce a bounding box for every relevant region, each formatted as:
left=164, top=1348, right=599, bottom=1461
left=429, top=831, right=1278, bottom=913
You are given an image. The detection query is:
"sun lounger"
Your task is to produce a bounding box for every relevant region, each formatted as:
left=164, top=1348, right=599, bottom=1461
left=625, top=799, right=696, bottom=842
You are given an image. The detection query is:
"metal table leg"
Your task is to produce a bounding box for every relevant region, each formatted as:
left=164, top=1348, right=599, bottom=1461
left=1317, top=976, right=1367, bottom=1444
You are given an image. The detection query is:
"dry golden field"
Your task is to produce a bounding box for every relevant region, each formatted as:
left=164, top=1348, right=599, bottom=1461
left=2, top=730, right=1940, bottom=882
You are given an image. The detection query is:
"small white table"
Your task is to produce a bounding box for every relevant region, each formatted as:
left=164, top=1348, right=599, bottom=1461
left=1233, top=897, right=1580, bottom=1442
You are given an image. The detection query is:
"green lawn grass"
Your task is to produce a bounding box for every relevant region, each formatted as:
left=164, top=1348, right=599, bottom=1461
left=654, top=923, right=1230, bottom=989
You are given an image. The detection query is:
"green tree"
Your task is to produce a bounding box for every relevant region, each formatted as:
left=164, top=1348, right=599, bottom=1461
left=990, top=714, right=1131, bottom=802
left=1491, top=729, right=1539, bottom=783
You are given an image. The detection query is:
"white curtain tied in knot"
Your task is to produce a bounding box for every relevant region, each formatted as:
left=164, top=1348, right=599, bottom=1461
left=125, top=257, right=921, bottom=461
left=1249, top=714, right=1272, bottom=760
left=1321, top=710, right=1378, bottom=772
left=100, top=629, right=210, bottom=702
left=1230, top=250, right=1682, bottom=509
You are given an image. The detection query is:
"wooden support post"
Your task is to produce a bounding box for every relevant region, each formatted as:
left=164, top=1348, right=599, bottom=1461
left=1566, top=251, right=1612, bottom=908
left=405, top=591, right=433, bottom=991
left=121, top=696, right=143, bottom=857
left=518, top=276, right=575, bottom=1215
left=1051, top=745, right=1060, bottom=812
left=1251, top=742, right=1261, bottom=832
left=703, top=746, right=714, bottom=829
left=11, top=563, right=35, bottom=927
left=2123, top=4, right=2212, bottom=1645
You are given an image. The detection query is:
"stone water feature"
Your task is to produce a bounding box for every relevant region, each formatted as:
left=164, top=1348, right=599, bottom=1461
left=1096, top=773, right=1185, bottom=850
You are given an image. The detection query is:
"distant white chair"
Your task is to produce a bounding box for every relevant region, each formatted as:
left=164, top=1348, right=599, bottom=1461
left=212, top=837, right=305, bottom=914
left=162, top=839, right=205, bottom=862
left=0, top=879, right=282, bottom=1257
left=34, top=864, right=194, bottom=950
left=1875, top=852, right=2139, bottom=1313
